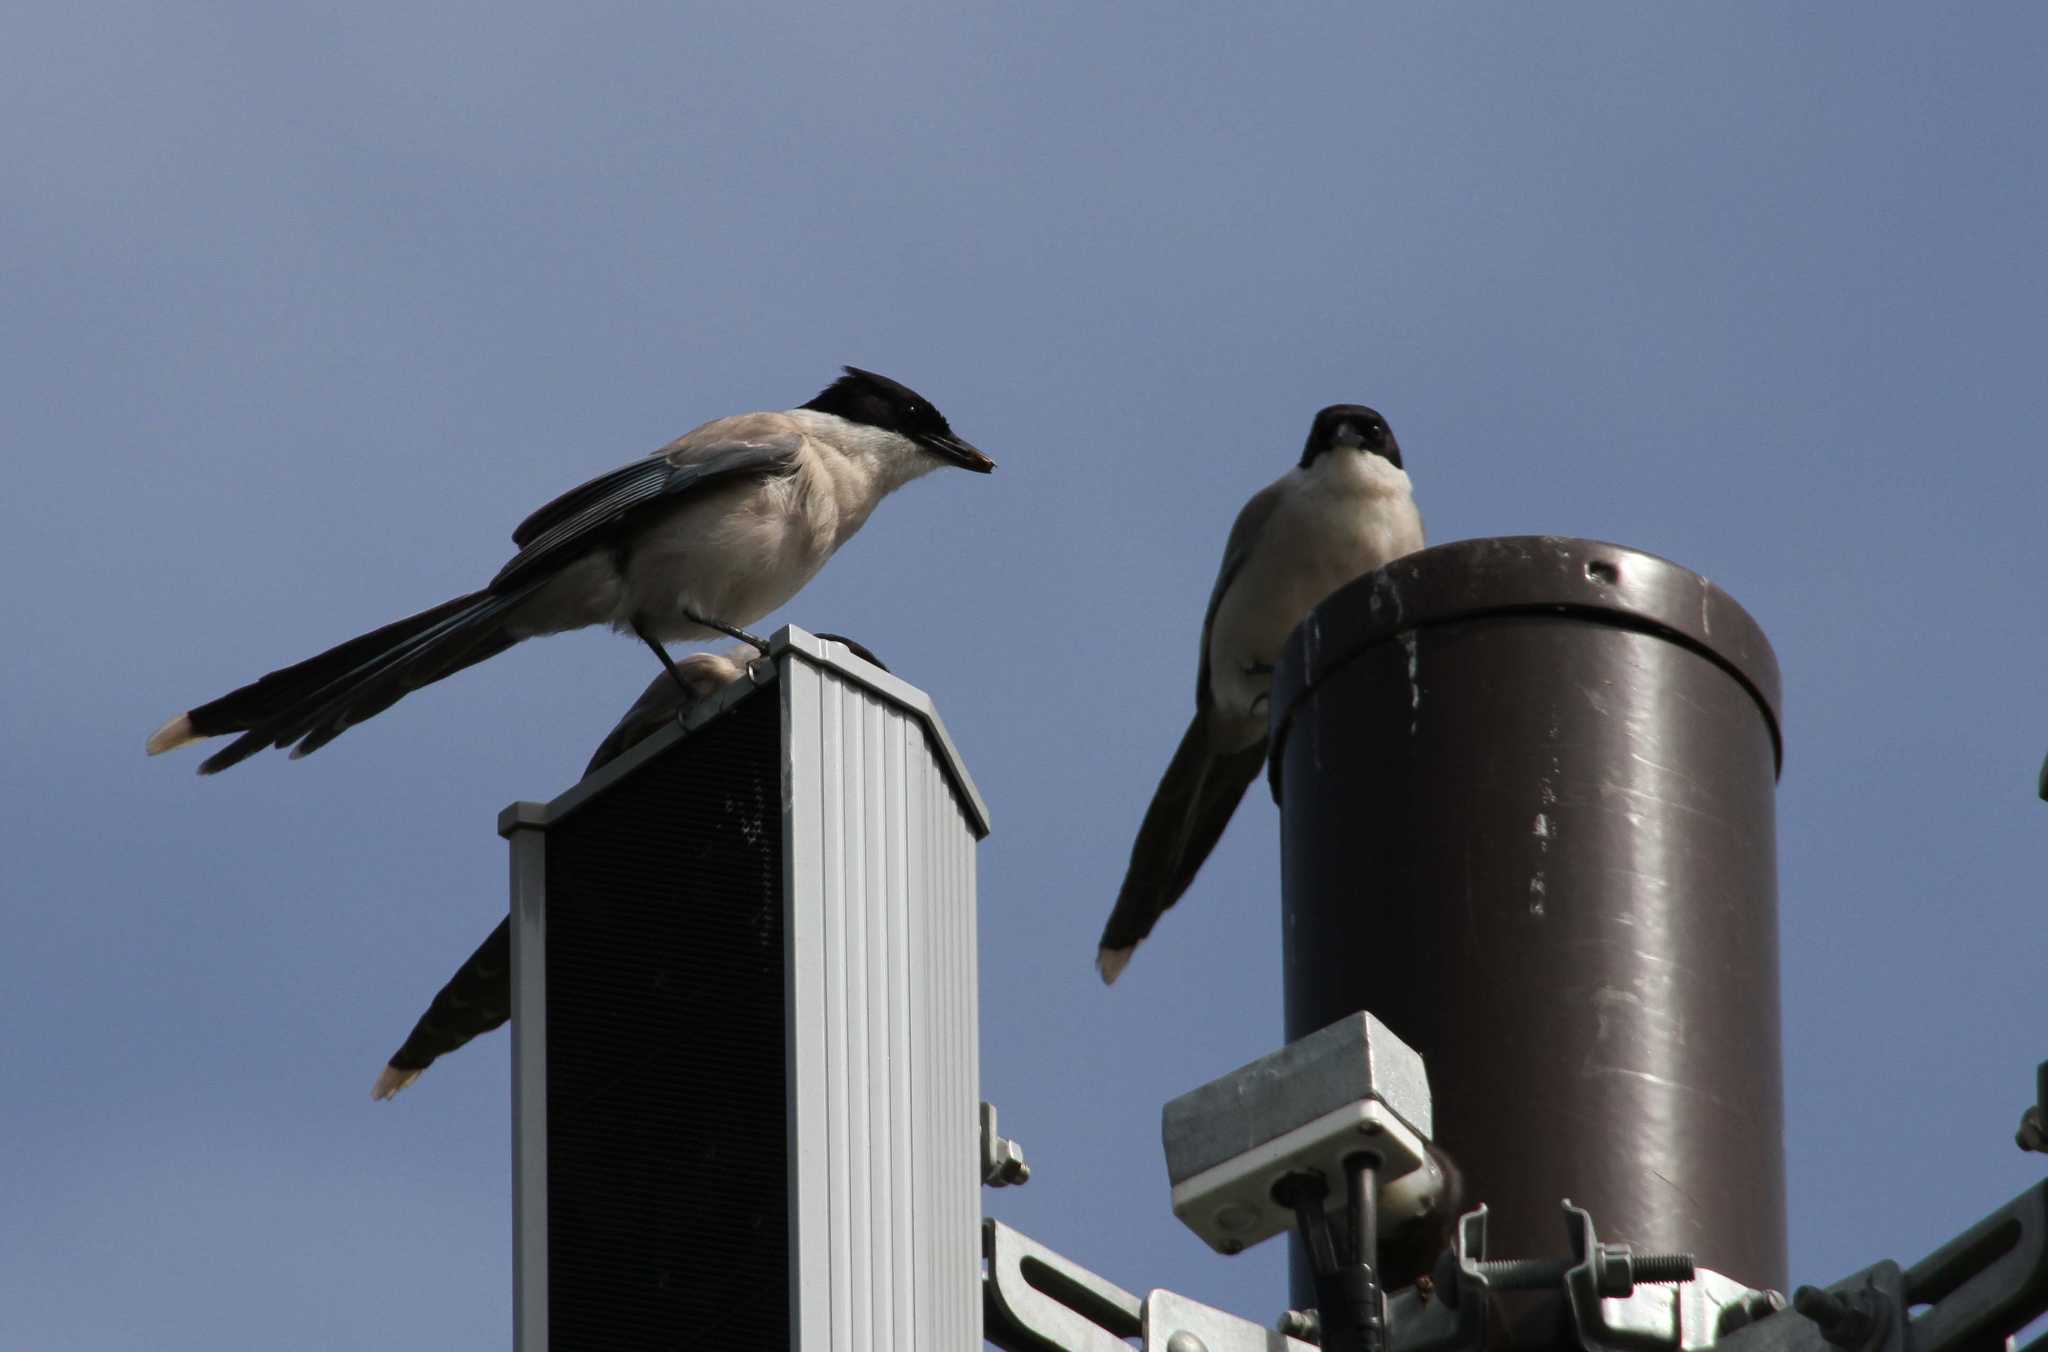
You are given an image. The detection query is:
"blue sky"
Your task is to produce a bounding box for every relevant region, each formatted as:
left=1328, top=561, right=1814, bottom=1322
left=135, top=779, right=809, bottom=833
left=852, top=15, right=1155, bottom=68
left=5, top=4, right=2046, bottom=1347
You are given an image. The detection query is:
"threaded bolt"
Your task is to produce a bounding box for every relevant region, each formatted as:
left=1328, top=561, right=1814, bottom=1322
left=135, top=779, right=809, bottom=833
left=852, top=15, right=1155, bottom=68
left=1473, top=1258, right=1569, bottom=1288
left=1473, top=1250, right=1695, bottom=1293
left=1632, top=1253, right=1698, bottom=1284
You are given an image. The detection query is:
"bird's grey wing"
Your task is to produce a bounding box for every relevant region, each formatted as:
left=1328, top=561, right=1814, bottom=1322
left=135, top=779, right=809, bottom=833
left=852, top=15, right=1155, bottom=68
left=508, top=413, right=801, bottom=546
left=582, top=670, right=690, bottom=775
left=581, top=650, right=751, bottom=775
left=1194, top=479, right=1291, bottom=707
left=493, top=419, right=804, bottom=591
left=1096, top=712, right=1267, bottom=979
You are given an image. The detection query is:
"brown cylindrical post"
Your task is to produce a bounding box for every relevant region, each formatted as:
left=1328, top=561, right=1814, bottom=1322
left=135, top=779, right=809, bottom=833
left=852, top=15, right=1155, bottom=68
left=1269, top=537, right=1787, bottom=1315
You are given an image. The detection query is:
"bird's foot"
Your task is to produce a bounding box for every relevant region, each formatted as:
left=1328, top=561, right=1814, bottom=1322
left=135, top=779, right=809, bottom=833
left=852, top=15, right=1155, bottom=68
left=632, top=622, right=696, bottom=699
left=684, top=610, right=771, bottom=657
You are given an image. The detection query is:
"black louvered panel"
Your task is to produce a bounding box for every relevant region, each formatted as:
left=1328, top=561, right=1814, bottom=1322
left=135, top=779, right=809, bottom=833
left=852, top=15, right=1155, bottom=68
left=543, top=687, right=787, bottom=1350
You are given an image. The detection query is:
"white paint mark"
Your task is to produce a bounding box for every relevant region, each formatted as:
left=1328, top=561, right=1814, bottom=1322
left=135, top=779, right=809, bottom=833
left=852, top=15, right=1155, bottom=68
left=1590, top=986, right=1643, bottom=1042
left=1528, top=874, right=1547, bottom=917
left=1400, top=629, right=1420, bottom=735
left=1533, top=812, right=1551, bottom=839
left=1582, top=1064, right=1684, bottom=1092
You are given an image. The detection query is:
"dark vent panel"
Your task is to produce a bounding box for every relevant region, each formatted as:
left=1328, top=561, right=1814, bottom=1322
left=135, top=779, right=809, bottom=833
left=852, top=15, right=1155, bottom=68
left=541, top=686, right=786, bottom=1349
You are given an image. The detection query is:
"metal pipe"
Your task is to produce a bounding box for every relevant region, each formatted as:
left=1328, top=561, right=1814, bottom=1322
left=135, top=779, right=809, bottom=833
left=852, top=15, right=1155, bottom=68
left=1267, top=538, right=1788, bottom=1314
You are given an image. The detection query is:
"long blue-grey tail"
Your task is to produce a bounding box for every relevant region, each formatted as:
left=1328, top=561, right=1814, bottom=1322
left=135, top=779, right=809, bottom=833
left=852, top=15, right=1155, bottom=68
left=154, top=585, right=536, bottom=774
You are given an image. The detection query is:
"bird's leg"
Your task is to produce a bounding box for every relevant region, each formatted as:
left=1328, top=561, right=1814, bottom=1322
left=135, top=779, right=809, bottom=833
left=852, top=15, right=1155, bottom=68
left=682, top=609, right=771, bottom=657
left=632, top=622, right=695, bottom=699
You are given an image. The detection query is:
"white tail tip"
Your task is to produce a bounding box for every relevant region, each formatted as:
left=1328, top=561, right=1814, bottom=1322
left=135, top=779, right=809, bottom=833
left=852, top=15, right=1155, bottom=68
left=1096, top=945, right=1134, bottom=985
left=371, top=1065, right=423, bottom=1101
left=146, top=713, right=201, bottom=756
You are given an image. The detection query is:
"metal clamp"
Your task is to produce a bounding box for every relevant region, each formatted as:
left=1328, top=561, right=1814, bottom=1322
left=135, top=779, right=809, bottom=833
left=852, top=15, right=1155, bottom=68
left=1551, top=1201, right=1789, bottom=1352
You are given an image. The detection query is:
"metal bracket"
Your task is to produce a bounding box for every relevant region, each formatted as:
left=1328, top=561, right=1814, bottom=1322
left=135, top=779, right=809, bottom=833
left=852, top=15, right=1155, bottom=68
left=1144, top=1290, right=1320, bottom=1352
left=1900, top=1180, right=2048, bottom=1352
left=984, top=1219, right=1323, bottom=1352
left=1573, top=1264, right=1787, bottom=1352
left=984, top=1173, right=2048, bottom=1352
left=983, top=1101, right=1031, bottom=1187
left=984, top=1219, right=1141, bottom=1352
left=1711, top=1183, right=2048, bottom=1352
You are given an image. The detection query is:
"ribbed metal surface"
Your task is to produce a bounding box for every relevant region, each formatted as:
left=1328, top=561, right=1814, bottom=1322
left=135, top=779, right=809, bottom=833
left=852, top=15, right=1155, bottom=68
left=783, top=659, right=983, bottom=1351
left=540, top=686, right=787, bottom=1349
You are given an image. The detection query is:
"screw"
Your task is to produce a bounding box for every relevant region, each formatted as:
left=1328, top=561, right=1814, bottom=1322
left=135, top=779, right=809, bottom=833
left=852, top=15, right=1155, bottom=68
left=1473, top=1258, right=1566, bottom=1288
left=1631, top=1253, right=1698, bottom=1284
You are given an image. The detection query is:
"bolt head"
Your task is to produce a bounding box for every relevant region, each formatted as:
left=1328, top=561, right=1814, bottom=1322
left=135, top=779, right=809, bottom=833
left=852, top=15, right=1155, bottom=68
left=1214, top=1202, right=1259, bottom=1234
left=1166, top=1332, right=1209, bottom=1352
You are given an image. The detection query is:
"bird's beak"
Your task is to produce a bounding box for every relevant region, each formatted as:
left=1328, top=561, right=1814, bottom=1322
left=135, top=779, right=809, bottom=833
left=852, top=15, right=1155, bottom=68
left=922, top=432, right=996, bottom=473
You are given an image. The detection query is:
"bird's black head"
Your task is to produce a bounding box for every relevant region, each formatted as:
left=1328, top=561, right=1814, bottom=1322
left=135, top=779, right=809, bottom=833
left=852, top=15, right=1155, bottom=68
left=803, top=366, right=995, bottom=472
left=1301, top=404, right=1401, bottom=470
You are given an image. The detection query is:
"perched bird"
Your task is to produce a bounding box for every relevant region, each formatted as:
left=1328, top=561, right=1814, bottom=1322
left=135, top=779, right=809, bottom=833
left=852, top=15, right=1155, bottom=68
left=1095, top=405, right=1424, bottom=983
left=372, top=634, right=887, bottom=1099
left=147, top=369, right=990, bottom=773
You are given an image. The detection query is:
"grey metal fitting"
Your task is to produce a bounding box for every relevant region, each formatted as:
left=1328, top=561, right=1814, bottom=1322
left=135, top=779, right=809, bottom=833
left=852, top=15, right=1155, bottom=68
left=1276, top=1307, right=1322, bottom=1342
left=981, top=1101, right=1031, bottom=1187
left=1793, top=1284, right=1888, bottom=1352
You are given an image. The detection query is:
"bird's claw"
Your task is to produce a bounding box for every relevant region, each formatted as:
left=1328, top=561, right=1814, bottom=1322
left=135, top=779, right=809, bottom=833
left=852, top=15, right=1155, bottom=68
left=684, top=609, right=771, bottom=657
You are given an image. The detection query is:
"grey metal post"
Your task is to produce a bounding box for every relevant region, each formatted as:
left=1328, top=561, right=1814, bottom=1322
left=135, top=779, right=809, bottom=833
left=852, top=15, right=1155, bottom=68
left=1267, top=538, right=1788, bottom=1312
left=504, top=627, right=989, bottom=1350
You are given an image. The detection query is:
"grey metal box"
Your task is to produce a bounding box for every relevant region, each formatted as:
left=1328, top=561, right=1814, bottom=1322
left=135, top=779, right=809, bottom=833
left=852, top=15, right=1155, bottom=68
left=1162, top=1012, right=1435, bottom=1255
left=502, top=628, right=989, bottom=1349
